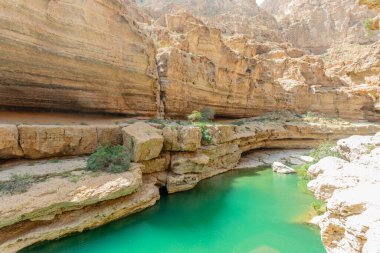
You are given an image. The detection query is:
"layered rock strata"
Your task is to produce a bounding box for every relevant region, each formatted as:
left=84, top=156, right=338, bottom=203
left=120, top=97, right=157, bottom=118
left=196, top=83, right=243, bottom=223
left=150, top=14, right=380, bottom=120
left=308, top=133, right=380, bottom=253
left=262, top=0, right=380, bottom=54
left=1, top=117, right=380, bottom=252
left=0, top=0, right=159, bottom=116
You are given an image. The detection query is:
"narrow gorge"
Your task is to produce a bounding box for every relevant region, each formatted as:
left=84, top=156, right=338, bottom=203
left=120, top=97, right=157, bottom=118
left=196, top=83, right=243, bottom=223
left=0, top=0, right=379, bottom=253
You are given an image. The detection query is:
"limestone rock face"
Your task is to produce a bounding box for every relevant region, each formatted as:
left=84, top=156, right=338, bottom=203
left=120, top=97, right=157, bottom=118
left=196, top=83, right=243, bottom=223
left=359, top=0, right=380, bottom=12
left=308, top=133, right=380, bottom=253
left=0, top=182, right=159, bottom=253
left=262, top=0, right=380, bottom=54
left=162, top=125, right=202, bottom=151
left=18, top=125, right=98, bottom=159
left=0, top=125, right=23, bottom=158
left=141, top=0, right=282, bottom=42
left=122, top=122, right=164, bottom=162
left=272, top=162, right=296, bottom=174
left=0, top=0, right=159, bottom=116
left=152, top=14, right=379, bottom=120
left=0, top=164, right=143, bottom=229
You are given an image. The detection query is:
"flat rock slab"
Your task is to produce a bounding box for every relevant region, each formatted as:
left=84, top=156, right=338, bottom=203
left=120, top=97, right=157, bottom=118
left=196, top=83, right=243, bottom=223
left=0, top=164, right=143, bottom=229
left=0, top=157, right=87, bottom=183
left=235, top=149, right=310, bottom=169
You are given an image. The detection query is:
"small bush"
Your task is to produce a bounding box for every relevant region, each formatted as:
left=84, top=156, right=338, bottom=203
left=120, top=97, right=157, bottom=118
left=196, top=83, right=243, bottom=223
left=87, top=145, right=131, bottom=173
left=194, top=122, right=213, bottom=144
left=311, top=201, right=327, bottom=215
left=0, top=174, right=35, bottom=195
left=201, top=107, right=215, bottom=121
left=296, top=163, right=312, bottom=180
left=187, top=111, right=203, bottom=122
left=310, top=142, right=341, bottom=162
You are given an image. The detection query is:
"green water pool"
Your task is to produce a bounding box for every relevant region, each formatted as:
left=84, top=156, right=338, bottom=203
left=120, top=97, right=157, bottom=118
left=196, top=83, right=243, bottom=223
left=21, top=169, right=325, bottom=253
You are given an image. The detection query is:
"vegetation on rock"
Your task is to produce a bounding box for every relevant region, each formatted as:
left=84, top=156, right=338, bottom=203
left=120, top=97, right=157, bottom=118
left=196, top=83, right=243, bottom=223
left=87, top=145, right=131, bottom=173
left=364, top=18, right=373, bottom=36
left=309, top=142, right=341, bottom=162
left=0, top=174, right=37, bottom=195
left=200, top=107, right=215, bottom=122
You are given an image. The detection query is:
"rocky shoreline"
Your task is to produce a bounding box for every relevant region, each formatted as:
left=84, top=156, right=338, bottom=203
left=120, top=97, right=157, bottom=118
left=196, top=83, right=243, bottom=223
left=1, top=114, right=380, bottom=252
left=308, top=133, right=380, bottom=253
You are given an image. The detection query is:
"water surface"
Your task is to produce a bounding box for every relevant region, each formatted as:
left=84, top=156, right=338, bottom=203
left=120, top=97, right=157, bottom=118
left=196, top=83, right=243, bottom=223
left=22, top=169, right=325, bottom=253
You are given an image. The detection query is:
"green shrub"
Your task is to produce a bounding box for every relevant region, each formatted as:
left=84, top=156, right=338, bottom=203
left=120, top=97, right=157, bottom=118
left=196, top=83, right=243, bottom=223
left=187, top=111, right=203, bottom=122
left=312, top=200, right=327, bottom=215
left=194, top=122, right=213, bottom=144
left=0, top=174, right=35, bottom=195
left=87, top=145, right=131, bottom=173
left=296, top=163, right=312, bottom=180
left=201, top=107, right=215, bottom=121
left=309, top=142, right=341, bottom=162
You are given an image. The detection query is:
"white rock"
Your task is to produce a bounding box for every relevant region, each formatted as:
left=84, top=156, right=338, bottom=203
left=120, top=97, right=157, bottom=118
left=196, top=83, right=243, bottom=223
left=272, top=162, right=295, bottom=174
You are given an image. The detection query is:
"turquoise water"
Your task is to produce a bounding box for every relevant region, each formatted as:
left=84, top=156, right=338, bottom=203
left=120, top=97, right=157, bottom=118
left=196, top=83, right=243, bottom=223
left=22, top=169, right=325, bottom=253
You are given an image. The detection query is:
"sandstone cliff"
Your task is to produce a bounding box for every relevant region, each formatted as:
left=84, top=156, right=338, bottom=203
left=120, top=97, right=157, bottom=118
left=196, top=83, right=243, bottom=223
left=262, top=0, right=380, bottom=54
left=140, top=0, right=282, bottom=42
left=0, top=0, right=159, bottom=116
left=147, top=13, right=380, bottom=120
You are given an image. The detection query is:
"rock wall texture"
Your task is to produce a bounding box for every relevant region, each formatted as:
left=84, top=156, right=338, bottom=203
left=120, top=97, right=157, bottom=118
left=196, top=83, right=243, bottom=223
left=262, top=0, right=380, bottom=54
left=0, top=0, right=159, bottom=116
left=1, top=117, right=380, bottom=252
left=150, top=14, right=380, bottom=120
left=308, top=133, right=380, bottom=253
left=140, top=0, right=282, bottom=42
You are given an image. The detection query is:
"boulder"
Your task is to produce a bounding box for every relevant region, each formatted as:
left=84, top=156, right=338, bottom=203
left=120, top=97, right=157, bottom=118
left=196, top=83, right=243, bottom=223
left=171, top=152, right=210, bottom=174
left=18, top=125, right=98, bottom=159
left=0, top=124, right=23, bottom=159
left=337, top=133, right=380, bottom=161
left=141, top=152, right=171, bottom=174
left=162, top=125, right=201, bottom=151
left=272, top=162, right=295, bottom=174
left=122, top=122, right=164, bottom=162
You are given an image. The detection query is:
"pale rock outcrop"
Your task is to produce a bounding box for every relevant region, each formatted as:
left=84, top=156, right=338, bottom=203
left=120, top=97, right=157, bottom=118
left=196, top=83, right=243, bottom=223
left=308, top=133, right=380, bottom=253
left=272, top=162, right=296, bottom=174
left=0, top=124, right=23, bottom=158
left=0, top=0, right=159, bottom=116
left=122, top=122, right=164, bottom=162
left=337, top=133, right=380, bottom=161
left=0, top=164, right=143, bottom=229
left=18, top=125, right=98, bottom=159
left=262, top=0, right=380, bottom=54
left=0, top=182, right=160, bottom=253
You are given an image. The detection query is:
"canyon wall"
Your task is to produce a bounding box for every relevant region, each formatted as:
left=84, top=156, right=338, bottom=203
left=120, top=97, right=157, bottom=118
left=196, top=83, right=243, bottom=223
left=150, top=14, right=379, bottom=120
left=262, top=0, right=380, bottom=54
left=0, top=0, right=159, bottom=116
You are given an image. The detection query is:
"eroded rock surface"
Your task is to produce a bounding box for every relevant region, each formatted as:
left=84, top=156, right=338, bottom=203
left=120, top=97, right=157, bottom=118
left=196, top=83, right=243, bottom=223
left=308, top=133, right=380, bottom=253
left=262, top=0, right=380, bottom=54
left=0, top=0, right=159, bottom=116
left=150, top=13, right=379, bottom=120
